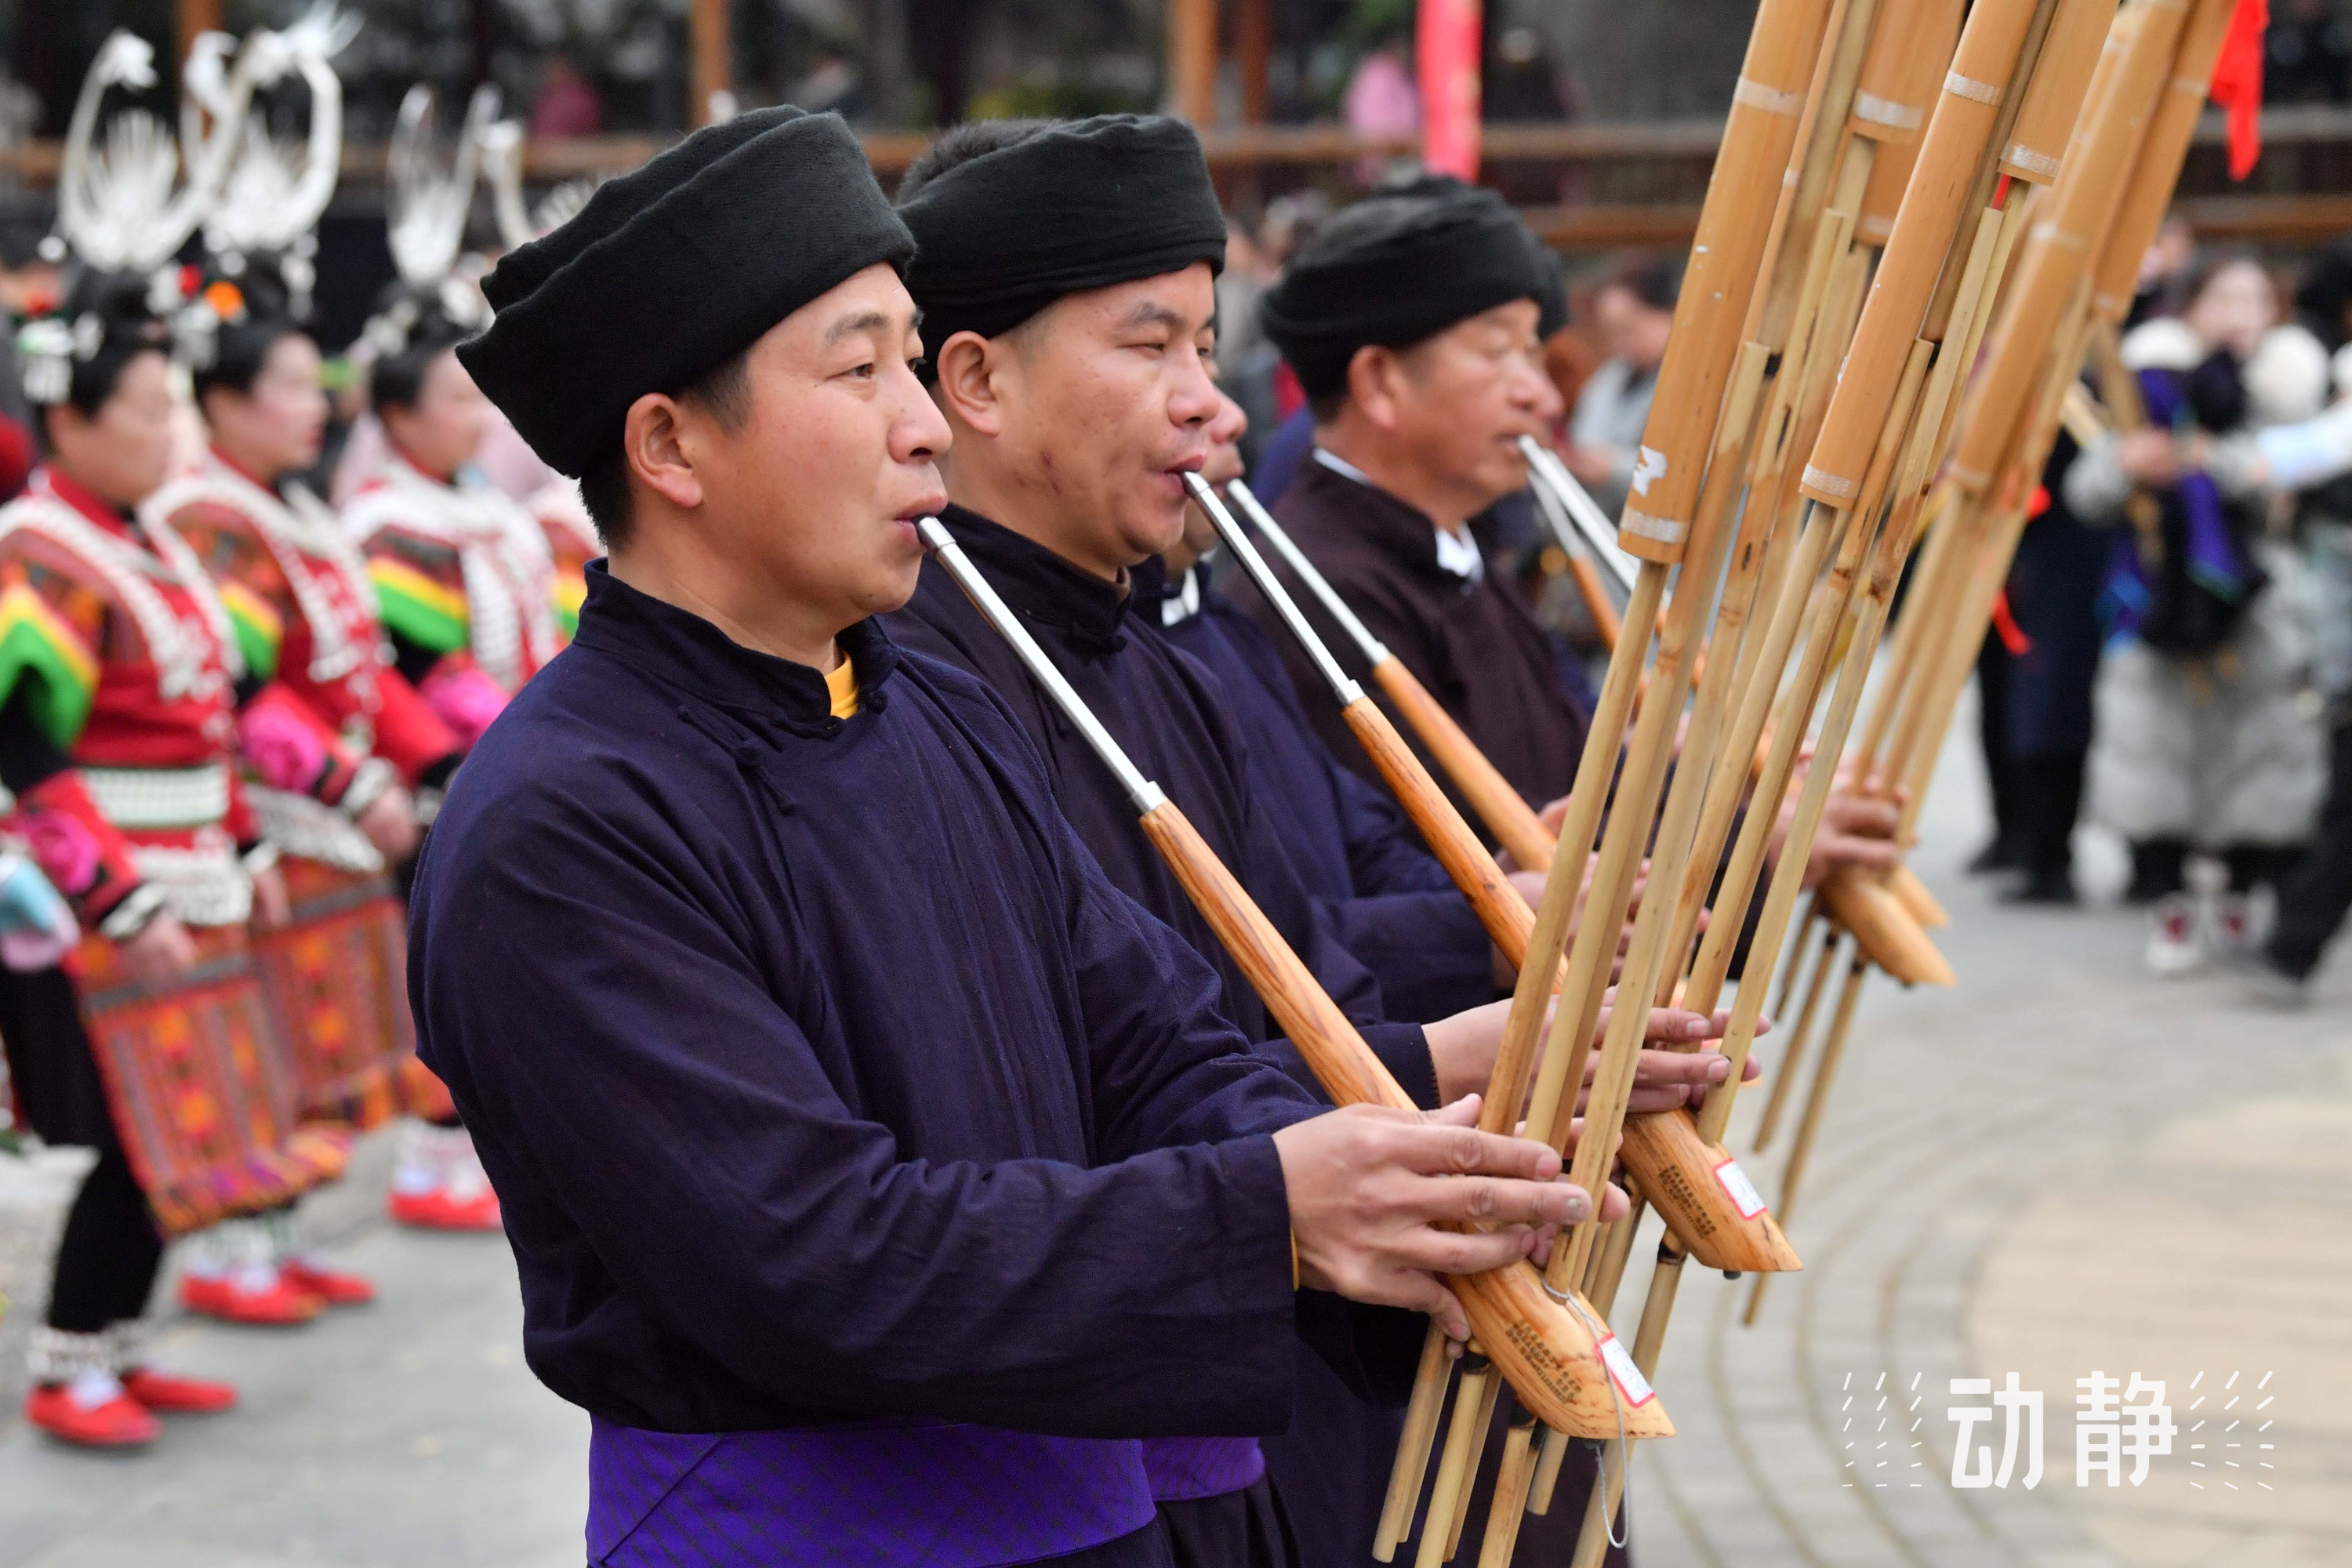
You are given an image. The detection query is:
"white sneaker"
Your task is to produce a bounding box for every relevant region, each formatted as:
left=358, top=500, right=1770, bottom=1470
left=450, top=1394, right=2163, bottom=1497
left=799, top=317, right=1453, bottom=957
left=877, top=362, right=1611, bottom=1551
left=2145, top=894, right=2207, bottom=975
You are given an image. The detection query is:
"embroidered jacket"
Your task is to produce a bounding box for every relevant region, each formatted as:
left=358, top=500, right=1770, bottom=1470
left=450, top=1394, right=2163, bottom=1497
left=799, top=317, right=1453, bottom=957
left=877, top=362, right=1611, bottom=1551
left=524, top=478, right=600, bottom=642
left=342, top=452, right=561, bottom=749
left=155, top=449, right=463, bottom=869
left=0, top=467, right=258, bottom=932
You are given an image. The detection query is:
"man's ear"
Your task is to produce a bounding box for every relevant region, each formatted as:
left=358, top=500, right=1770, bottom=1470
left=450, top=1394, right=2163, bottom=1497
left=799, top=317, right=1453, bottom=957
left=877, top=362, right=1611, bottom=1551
left=931, top=331, right=1010, bottom=438
left=624, top=392, right=702, bottom=511
left=1345, top=344, right=1406, bottom=433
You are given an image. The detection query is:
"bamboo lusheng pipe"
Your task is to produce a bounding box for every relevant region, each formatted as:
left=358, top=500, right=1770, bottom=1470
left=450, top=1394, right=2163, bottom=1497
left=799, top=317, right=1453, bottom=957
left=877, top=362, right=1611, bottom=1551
left=1656, top=217, right=1871, bottom=996
left=1542, top=343, right=1807, bottom=1296
left=1570, top=1233, right=1693, bottom=1561
left=2002, top=0, right=2124, bottom=182
left=1888, top=862, right=1951, bottom=927
left=1684, top=204, right=2008, bottom=1008
left=1414, top=1355, right=1494, bottom=1568
left=1204, top=472, right=1740, bottom=1269
left=1186, top=474, right=1542, bottom=971
left=1613, top=0, right=1840, bottom=561
left=1800, top=0, right=2049, bottom=506
left=1850, top=0, right=1966, bottom=143
left=1950, top=0, right=2192, bottom=494
left=1475, top=1408, right=1543, bottom=1568
left=1522, top=437, right=1642, bottom=597
left=2089, top=0, right=2242, bottom=324
left=1222, top=480, right=1558, bottom=876
left=1816, top=868, right=1957, bottom=985
left=1530, top=350, right=1769, bottom=1217
left=1440, top=1368, right=1504, bottom=1562
left=1520, top=452, right=1628, bottom=653
left=1537, top=227, right=1870, bottom=1283
left=1855, top=130, right=1919, bottom=245
left=920, top=520, right=1674, bottom=1448
left=1754, top=924, right=1850, bottom=1151
left=1923, top=0, right=2067, bottom=345
left=1744, top=945, right=1871, bottom=1326
left=1376, top=1323, right=1454, bottom=1559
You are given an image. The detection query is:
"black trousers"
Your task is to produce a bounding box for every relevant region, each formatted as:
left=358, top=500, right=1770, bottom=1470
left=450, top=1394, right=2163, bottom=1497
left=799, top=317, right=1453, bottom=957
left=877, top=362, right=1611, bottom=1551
left=1977, top=635, right=2019, bottom=851
left=45, top=1145, right=164, bottom=1336
left=0, top=964, right=166, bottom=1340
left=2270, top=717, right=2352, bottom=978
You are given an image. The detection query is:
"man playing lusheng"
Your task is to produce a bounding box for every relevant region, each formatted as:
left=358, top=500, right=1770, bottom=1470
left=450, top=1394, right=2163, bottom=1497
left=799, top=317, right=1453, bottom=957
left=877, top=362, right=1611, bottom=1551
left=1240, top=183, right=1905, bottom=889
left=885, top=117, right=1746, bottom=1568
left=419, top=107, right=1595, bottom=1568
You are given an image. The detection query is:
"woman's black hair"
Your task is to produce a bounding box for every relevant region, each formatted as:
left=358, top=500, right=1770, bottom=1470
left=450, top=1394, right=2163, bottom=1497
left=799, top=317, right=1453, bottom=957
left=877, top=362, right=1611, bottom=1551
left=189, top=256, right=314, bottom=405
left=365, top=282, right=474, bottom=415
left=2167, top=245, right=2272, bottom=322
left=30, top=268, right=172, bottom=448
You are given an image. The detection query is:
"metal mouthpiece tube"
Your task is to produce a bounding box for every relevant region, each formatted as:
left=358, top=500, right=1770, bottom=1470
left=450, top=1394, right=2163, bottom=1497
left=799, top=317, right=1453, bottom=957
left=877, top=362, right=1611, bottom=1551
left=1221, top=479, right=1394, bottom=668
left=1181, top=473, right=1366, bottom=709
left=916, top=517, right=1167, bottom=815
left=1517, top=435, right=1642, bottom=593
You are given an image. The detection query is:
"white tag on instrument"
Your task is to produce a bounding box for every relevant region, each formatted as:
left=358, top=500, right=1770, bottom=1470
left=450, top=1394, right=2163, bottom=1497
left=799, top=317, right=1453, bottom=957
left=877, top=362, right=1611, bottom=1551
left=1596, top=1332, right=1656, bottom=1406
left=1713, top=1155, right=1768, bottom=1219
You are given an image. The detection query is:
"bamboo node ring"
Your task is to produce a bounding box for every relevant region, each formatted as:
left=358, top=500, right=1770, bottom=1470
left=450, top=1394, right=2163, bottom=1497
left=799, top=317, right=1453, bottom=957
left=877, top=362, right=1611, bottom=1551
left=1941, top=71, right=2002, bottom=106
left=1799, top=464, right=1857, bottom=499
left=1732, top=77, right=1806, bottom=116
left=2003, top=144, right=2060, bottom=179
left=1851, top=93, right=1923, bottom=132
left=1621, top=509, right=1686, bottom=545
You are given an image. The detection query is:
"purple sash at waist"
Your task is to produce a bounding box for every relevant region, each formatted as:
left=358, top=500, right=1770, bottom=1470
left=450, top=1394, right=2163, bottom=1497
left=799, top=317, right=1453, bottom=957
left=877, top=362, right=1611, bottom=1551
left=588, top=1415, right=1156, bottom=1567
left=1137, top=1436, right=1265, bottom=1502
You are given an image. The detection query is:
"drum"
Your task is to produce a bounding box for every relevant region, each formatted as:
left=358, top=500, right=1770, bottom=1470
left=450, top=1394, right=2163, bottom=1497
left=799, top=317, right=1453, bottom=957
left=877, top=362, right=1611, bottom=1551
left=75, top=924, right=346, bottom=1238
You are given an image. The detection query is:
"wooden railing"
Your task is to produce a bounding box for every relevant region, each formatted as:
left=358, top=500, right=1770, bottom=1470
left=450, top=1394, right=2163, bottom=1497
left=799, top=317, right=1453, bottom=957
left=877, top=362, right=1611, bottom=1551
left=4, top=107, right=2345, bottom=247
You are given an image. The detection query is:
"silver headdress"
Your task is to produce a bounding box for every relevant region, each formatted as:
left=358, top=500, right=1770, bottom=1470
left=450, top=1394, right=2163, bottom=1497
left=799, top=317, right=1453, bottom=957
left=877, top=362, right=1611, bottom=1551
left=361, top=82, right=499, bottom=358
left=200, top=4, right=360, bottom=315
left=46, top=29, right=270, bottom=274
left=480, top=116, right=602, bottom=251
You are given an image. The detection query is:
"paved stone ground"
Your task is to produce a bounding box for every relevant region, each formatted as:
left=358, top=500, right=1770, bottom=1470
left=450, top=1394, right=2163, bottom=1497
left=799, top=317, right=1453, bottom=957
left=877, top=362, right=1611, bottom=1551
left=1621, top=702, right=2352, bottom=1568
left=0, top=703, right=2343, bottom=1566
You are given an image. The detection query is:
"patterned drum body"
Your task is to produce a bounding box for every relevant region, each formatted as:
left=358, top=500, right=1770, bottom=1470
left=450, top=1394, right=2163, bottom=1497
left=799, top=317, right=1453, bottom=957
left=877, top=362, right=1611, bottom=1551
left=254, top=857, right=415, bottom=1128
left=75, top=924, right=347, bottom=1237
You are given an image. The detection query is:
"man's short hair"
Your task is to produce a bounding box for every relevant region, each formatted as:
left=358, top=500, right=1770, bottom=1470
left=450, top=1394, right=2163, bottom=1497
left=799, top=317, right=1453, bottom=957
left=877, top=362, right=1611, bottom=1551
left=894, top=119, right=1054, bottom=204
left=576, top=350, right=753, bottom=550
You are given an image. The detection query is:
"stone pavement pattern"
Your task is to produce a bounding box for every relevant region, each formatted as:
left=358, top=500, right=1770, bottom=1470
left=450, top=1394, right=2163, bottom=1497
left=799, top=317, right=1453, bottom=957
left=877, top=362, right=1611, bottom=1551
left=0, top=716, right=2343, bottom=1566
left=1620, top=724, right=2352, bottom=1568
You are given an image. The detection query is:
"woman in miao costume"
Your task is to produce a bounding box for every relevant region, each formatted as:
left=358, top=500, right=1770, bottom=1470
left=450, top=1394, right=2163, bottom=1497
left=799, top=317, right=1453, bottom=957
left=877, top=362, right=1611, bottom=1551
left=339, top=87, right=558, bottom=1229
left=2, top=263, right=347, bottom=1444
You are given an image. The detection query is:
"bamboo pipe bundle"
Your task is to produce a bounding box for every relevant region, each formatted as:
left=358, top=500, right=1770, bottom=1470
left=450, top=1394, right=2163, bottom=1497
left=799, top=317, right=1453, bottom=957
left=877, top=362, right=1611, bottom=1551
left=1951, top=0, right=2192, bottom=493
left=1221, top=480, right=1559, bottom=877
left=1798, top=0, right=2049, bottom=508
left=1851, top=0, right=1965, bottom=143
left=916, top=518, right=1675, bottom=1446
left=1613, top=0, right=1841, bottom=561
left=2089, top=0, right=2244, bottom=323
left=1573, top=23, right=2071, bottom=1531
left=2002, top=0, right=2125, bottom=182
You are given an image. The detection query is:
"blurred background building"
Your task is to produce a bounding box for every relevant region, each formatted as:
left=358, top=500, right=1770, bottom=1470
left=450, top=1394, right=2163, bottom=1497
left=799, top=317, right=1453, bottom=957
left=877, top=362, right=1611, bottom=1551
left=0, top=0, right=2348, bottom=353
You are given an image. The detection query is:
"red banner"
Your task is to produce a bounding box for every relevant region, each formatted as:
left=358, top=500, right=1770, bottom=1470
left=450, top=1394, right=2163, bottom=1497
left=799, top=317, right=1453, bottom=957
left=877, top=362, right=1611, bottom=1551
left=1417, top=0, right=1483, bottom=180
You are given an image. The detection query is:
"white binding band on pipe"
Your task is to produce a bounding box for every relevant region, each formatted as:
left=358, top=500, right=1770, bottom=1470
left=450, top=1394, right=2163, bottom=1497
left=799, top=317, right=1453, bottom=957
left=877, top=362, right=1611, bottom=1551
left=1731, top=76, right=1806, bottom=115
left=1851, top=93, right=1924, bottom=132
left=1943, top=71, right=2003, bottom=106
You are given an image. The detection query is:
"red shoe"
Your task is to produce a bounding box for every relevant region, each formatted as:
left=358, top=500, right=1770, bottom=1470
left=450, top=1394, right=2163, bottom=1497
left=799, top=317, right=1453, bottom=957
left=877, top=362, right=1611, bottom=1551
left=178, top=1269, right=325, bottom=1326
left=120, top=1367, right=238, bottom=1414
left=281, top=1258, right=376, bottom=1307
left=389, top=1185, right=501, bottom=1232
left=24, top=1377, right=159, bottom=1447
